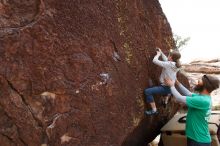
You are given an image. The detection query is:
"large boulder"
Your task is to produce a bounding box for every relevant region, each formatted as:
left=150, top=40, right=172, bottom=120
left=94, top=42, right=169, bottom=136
left=0, top=0, right=189, bottom=146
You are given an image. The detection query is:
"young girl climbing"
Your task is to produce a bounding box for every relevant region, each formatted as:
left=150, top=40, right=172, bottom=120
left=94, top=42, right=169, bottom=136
left=144, top=48, right=181, bottom=115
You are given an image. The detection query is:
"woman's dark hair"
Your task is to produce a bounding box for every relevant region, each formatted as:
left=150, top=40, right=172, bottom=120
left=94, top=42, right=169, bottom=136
left=170, top=50, right=181, bottom=68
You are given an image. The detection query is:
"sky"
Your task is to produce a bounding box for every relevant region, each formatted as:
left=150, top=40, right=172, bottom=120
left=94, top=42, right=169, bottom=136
left=159, top=0, right=220, bottom=63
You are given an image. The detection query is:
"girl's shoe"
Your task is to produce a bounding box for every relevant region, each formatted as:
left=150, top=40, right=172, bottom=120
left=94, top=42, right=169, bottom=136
left=144, top=110, right=158, bottom=115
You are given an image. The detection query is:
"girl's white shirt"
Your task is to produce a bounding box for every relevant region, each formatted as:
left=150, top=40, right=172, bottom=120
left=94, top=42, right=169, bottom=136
left=153, top=52, right=180, bottom=85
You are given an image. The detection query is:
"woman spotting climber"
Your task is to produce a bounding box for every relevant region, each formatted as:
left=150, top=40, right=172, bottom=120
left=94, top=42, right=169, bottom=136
left=144, top=48, right=181, bottom=115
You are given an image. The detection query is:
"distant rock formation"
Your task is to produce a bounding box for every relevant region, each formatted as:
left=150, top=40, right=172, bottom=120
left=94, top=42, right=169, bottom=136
left=0, top=0, right=188, bottom=146
left=183, top=59, right=220, bottom=74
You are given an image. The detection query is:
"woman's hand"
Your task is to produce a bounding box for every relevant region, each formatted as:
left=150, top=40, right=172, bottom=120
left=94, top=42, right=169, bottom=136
left=156, top=47, right=162, bottom=53
left=156, top=51, right=162, bottom=56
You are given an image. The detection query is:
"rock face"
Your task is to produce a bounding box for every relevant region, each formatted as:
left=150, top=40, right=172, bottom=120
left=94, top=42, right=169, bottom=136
left=0, top=0, right=188, bottom=146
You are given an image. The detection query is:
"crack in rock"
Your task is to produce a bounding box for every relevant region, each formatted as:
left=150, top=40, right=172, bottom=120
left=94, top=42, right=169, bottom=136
left=0, top=0, right=45, bottom=38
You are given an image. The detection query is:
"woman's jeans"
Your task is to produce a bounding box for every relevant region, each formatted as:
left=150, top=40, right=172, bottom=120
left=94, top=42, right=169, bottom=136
left=144, top=85, right=171, bottom=103
left=187, top=138, right=211, bottom=146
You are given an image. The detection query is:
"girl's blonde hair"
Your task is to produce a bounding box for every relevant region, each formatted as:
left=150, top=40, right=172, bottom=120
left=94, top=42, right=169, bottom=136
left=170, top=50, right=181, bottom=68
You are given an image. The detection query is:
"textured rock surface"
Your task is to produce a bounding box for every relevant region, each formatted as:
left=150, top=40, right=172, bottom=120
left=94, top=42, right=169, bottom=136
left=0, top=0, right=188, bottom=146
